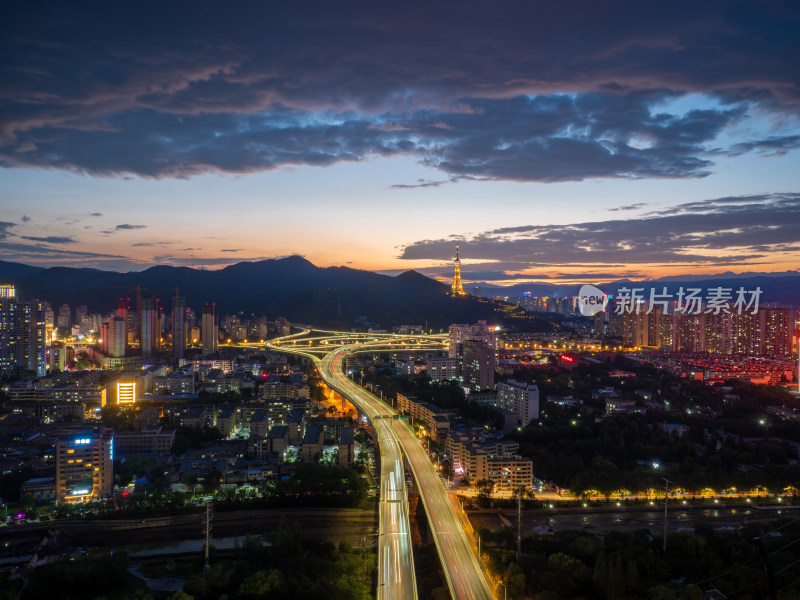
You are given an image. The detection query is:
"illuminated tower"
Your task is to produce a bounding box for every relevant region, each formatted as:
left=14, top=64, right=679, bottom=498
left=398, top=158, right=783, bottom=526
left=451, top=244, right=466, bottom=296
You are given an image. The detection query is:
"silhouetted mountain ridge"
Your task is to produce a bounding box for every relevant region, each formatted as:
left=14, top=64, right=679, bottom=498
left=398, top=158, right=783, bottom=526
left=0, top=257, right=552, bottom=330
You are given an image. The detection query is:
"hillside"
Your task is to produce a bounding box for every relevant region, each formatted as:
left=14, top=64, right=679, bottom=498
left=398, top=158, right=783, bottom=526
left=0, top=257, right=555, bottom=331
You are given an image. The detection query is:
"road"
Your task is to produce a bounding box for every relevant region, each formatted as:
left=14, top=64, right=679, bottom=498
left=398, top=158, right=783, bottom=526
left=320, top=344, right=494, bottom=600
left=318, top=348, right=417, bottom=600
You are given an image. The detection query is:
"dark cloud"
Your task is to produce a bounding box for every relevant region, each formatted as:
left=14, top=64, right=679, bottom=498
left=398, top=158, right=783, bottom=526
left=115, top=223, right=146, bottom=230
left=20, top=235, right=77, bottom=244
left=89, top=212, right=102, bottom=217
left=400, top=193, right=800, bottom=270
left=0, top=222, right=16, bottom=240
left=0, top=1, right=797, bottom=180
left=390, top=178, right=453, bottom=189
left=132, top=241, right=171, bottom=247
left=725, top=135, right=800, bottom=158
left=0, top=241, right=125, bottom=259
left=20, top=215, right=31, bottom=222
left=0, top=93, right=753, bottom=181
left=221, top=249, right=243, bottom=252
left=609, top=203, right=647, bottom=212
left=389, top=176, right=485, bottom=189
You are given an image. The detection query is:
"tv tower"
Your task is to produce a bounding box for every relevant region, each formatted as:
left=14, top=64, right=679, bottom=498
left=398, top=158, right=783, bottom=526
left=451, top=243, right=466, bottom=296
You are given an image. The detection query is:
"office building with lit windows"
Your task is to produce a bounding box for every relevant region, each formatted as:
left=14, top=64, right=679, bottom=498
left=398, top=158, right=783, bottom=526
left=496, top=379, right=540, bottom=425
left=140, top=296, right=155, bottom=358
left=426, top=355, right=459, bottom=382
left=172, top=294, right=186, bottom=358
left=202, top=304, right=218, bottom=355
left=55, top=429, right=114, bottom=503
left=0, top=284, right=46, bottom=377
left=460, top=339, right=495, bottom=390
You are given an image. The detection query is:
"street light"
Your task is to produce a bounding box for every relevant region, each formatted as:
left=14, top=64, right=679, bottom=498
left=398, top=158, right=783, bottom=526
left=498, top=581, right=507, bottom=600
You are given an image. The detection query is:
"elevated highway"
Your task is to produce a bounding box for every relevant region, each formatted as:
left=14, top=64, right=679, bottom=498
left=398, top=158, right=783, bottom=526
left=268, top=331, right=493, bottom=600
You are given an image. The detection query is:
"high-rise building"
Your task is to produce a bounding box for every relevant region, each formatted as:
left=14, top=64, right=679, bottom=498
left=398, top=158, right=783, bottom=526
left=57, top=304, right=71, bottom=331
left=44, top=303, right=54, bottom=329
left=625, top=305, right=796, bottom=358
left=763, top=308, right=794, bottom=357
left=731, top=310, right=762, bottom=355
left=116, top=298, right=128, bottom=321
left=622, top=305, right=649, bottom=348
left=104, top=316, right=126, bottom=358
left=673, top=313, right=704, bottom=352
left=75, top=305, right=88, bottom=328
left=451, top=243, right=466, bottom=296
left=140, top=296, right=155, bottom=358
left=426, top=355, right=459, bottom=382
left=55, top=429, right=113, bottom=503
left=496, top=379, right=540, bottom=425
left=49, top=341, right=67, bottom=371
left=461, top=339, right=495, bottom=390
left=172, top=293, right=186, bottom=358
left=202, top=303, right=218, bottom=355
left=593, top=311, right=606, bottom=336
left=275, top=317, right=291, bottom=337
left=154, top=303, right=164, bottom=352
left=448, top=320, right=496, bottom=359
left=0, top=285, right=46, bottom=377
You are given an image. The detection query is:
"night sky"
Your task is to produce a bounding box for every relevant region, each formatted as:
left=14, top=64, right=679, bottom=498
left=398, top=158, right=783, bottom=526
left=1, top=1, right=798, bottom=284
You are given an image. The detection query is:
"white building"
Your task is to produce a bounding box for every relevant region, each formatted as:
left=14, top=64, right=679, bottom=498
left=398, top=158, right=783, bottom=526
left=496, top=379, right=540, bottom=425
left=426, top=355, right=458, bottom=381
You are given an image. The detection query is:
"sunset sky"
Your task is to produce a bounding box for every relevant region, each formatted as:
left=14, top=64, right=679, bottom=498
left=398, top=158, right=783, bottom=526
left=1, top=1, right=798, bottom=286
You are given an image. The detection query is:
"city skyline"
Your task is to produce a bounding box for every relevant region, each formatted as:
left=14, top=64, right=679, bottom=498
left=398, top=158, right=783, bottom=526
left=1, top=1, right=799, bottom=285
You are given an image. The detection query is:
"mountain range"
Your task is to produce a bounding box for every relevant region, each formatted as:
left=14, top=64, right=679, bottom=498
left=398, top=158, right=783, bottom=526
left=2, top=258, right=795, bottom=329
left=0, top=257, right=552, bottom=330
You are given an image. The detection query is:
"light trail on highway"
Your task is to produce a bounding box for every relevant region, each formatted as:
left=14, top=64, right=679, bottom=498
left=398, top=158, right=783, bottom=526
left=319, top=348, right=418, bottom=600
left=267, top=331, right=426, bottom=600
left=268, top=330, right=493, bottom=600
left=322, top=345, right=494, bottom=600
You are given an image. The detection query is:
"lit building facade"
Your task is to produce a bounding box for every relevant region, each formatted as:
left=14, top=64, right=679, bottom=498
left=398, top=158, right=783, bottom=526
left=0, top=285, right=46, bottom=377
left=55, top=429, right=113, bottom=503
left=140, top=296, right=155, bottom=358
left=461, top=339, right=495, bottom=390
left=202, top=303, right=218, bottom=355
left=426, top=355, right=459, bottom=381
left=103, top=316, right=127, bottom=358
left=613, top=304, right=795, bottom=358
left=172, top=294, right=186, bottom=358
left=117, top=381, right=136, bottom=404
left=496, top=379, right=540, bottom=425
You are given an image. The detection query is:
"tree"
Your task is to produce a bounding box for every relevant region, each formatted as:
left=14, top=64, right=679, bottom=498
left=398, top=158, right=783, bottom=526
left=476, top=478, right=494, bottom=508
left=441, top=460, right=454, bottom=482
left=202, top=470, right=222, bottom=492
left=238, top=569, right=284, bottom=598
